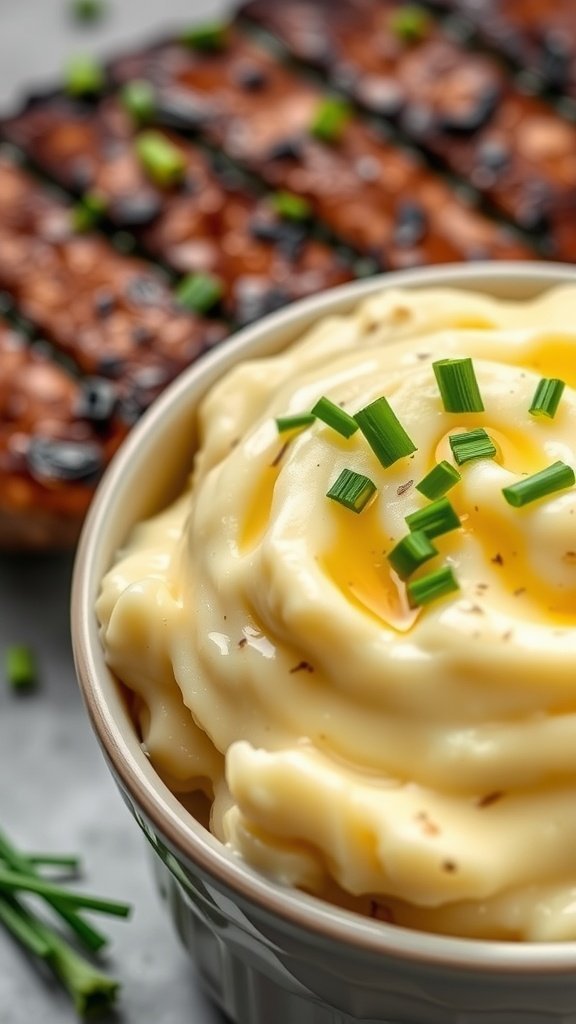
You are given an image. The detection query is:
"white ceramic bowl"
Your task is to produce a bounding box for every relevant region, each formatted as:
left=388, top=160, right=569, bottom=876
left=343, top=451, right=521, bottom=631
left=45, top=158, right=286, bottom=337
left=72, top=262, right=576, bottom=1024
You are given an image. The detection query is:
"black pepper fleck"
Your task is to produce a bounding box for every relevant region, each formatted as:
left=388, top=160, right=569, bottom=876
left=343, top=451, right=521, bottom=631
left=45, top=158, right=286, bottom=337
left=289, top=660, right=314, bottom=674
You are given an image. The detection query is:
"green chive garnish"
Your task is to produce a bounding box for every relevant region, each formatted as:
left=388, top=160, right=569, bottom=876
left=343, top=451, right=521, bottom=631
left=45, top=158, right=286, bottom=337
left=405, top=497, right=460, bottom=538
left=416, top=460, right=461, bottom=500
left=0, top=827, right=128, bottom=1013
left=354, top=396, right=417, bottom=467
left=175, top=272, right=224, bottom=314
left=502, top=460, right=575, bottom=508
left=276, top=412, right=316, bottom=433
left=310, top=97, right=351, bottom=143
left=311, top=397, right=359, bottom=438
left=389, top=4, right=431, bottom=42
left=181, top=20, right=229, bottom=51
left=529, top=378, right=566, bottom=419
left=407, top=566, right=459, bottom=608
left=0, top=829, right=104, bottom=952
left=71, top=191, right=107, bottom=233
left=1, top=896, right=120, bottom=1014
left=64, top=55, right=105, bottom=97
left=135, top=131, right=186, bottom=188
left=449, top=428, right=497, bottom=466
left=433, top=357, right=484, bottom=413
left=5, top=645, right=37, bottom=690
left=388, top=530, right=437, bottom=580
left=326, top=468, right=377, bottom=513
left=27, top=854, right=82, bottom=871
left=70, top=0, right=106, bottom=20
left=120, top=79, right=156, bottom=124
left=0, top=868, right=131, bottom=917
left=270, top=191, right=312, bottom=222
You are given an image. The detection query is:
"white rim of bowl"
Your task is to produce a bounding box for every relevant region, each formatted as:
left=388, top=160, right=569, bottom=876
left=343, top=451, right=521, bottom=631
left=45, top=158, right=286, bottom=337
left=72, top=261, right=576, bottom=973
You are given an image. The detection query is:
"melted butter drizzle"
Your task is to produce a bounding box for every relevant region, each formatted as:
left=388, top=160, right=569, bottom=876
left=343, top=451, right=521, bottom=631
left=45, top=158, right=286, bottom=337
left=321, top=500, right=419, bottom=632
left=240, top=452, right=284, bottom=551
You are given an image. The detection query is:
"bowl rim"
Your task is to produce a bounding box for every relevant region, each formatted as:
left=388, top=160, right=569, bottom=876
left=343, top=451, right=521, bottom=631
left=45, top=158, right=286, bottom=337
left=72, top=260, right=576, bottom=973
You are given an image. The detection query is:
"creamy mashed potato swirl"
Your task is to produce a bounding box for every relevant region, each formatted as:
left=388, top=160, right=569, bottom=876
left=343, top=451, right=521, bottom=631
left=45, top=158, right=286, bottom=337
left=98, top=286, right=576, bottom=941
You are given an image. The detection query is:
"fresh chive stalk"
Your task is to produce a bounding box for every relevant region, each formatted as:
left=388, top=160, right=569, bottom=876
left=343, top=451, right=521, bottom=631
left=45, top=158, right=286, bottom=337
left=311, top=396, right=359, bottom=438
left=502, top=461, right=575, bottom=508
left=407, top=565, right=459, bottom=607
left=310, top=97, right=351, bottom=143
left=433, top=357, right=484, bottom=413
left=5, top=646, right=37, bottom=690
left=175, top=272, right=224, bottom=314
left=135, top=131, right=186, bottom=188
left=181, top=20, right=229, bottom=51
left=64, top=55, right=105, bottom=97
left=0, top=830, right=105, bottom=952
left=0, top=895, right=51, bottom=957
left=28, top=854, right=82, bottom=869
left=416, top=460, right=461, bottom=500
left=0, top=828, right=130, bottom=1014
left=529, top=378, right=566, bottom=419
left=71, top=191, right=107, bottom=233
left=405, top=496, right=460, bottom=538
left=0, top=894, right=120, bottom=1015
left=388, top=530, right=437, bottom=580
left=270, top=190, right=312, bottom=222
left=326, top=468, right=377, bottom=513
left=354, top=396, right=417, bottom=467
left=120, top=79, right=156, bottom=124
left=276, top=412, right=316, bottom=433
left=389, top=4, right=431, bottom=42
left=0, top=867, right=131, bottom=917
left=449, top=427, right=497, bottom=466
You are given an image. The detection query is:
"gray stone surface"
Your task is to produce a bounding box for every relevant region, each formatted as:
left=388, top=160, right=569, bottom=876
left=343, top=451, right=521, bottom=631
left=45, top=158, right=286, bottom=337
left=0, top=1, right=227, bottom=1022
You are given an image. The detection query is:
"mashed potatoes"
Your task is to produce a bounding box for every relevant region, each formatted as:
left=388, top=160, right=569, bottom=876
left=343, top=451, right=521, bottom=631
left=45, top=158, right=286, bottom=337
left=97, top=285, right=576, bottom=941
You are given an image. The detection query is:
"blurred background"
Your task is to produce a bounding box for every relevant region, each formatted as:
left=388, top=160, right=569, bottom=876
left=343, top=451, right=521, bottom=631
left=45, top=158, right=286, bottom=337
left=1, top=8, right=224, bottom=1024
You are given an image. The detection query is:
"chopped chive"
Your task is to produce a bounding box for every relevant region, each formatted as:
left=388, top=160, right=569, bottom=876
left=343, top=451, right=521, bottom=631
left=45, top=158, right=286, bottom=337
left=270, top=190, right=312, bottom=222
left=135, top=131, right=186, bottom=188
left=388, top=530, right=437, bottom=580
left=354, top=396, right=417, bottom=467
left=449, top=427, right=497, bottom=466
left=310, top=97, right=351, bottom=143
left=389, top=4, right=431, bottom=42
left=0, top=867, right=131, bottom=918
left=64, top=55, right=105, bottom=97
left=276, top=412, right=316, bottom=433
left=407, top=565, right=459, bottom=608
left=326, top=468, right=377, bottom=513
left=71, top=191, right=107, bottom=233
left=529, top=378, right=566, bottom=419
left=416, top=460, right=461, bottom=500
left=311, top=396, right=359, bottom=438
left=433, top=357, right=484, bottom=413
left=175, top=272, right=224, bottom=314
left=405, top=496, right=460, bottom=538
left=70, top=0, right=106, bottom=21
left=181, top=20, right=229, bottom=51
left=120, top=79, right=156, bottom=124
left=502, top=460, right=575, bottom=508
left=5, top=645, right=37, bottom=690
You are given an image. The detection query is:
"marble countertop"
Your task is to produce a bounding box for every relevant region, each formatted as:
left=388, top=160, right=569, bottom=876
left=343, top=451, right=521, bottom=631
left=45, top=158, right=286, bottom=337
left=0, top=2, right=225, bottom=1022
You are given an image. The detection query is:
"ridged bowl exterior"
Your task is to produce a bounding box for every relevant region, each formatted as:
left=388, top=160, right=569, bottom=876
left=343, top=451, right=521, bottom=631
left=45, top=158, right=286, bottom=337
left=73, top=265, right=576, bottom=1024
